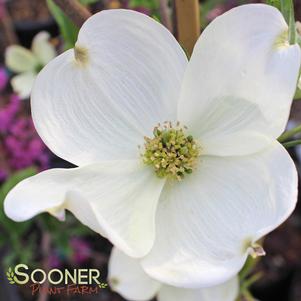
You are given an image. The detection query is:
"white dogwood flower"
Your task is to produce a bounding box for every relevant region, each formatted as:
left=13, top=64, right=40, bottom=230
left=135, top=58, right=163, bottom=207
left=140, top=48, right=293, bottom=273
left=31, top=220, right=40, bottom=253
left=4, top=4, right=301, bottom=288
left=5, top=31, right=56, bottom=99
left=108, top=247, right=239, bottom=301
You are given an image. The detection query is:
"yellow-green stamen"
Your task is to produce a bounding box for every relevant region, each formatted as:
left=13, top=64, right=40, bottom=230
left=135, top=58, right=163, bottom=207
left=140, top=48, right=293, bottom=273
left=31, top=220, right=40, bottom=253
left=142, top=122, right=200, bottom=181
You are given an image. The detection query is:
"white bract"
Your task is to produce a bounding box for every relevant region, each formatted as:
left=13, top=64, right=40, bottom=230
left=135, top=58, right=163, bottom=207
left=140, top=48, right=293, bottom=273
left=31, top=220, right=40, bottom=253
left=108, top=247, right=239, bottom=301
left=4, top=4, right=301, bottom=288
left=5, top=31, right=56, bottom=99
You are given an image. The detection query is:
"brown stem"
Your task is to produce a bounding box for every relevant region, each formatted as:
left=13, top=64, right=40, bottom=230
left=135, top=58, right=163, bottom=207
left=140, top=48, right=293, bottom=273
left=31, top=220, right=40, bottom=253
left=52, top=0, right=91, bottom=28
left=0, top=3, right=18, bottom=46
left=159, top=0, right=173, bottom=32
left=174, top=0, right=200, bottom=57
left=37, top=231, right=51, bottom=301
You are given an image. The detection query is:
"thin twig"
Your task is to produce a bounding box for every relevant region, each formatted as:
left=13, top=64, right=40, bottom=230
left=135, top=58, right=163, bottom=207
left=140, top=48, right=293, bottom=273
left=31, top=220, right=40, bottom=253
left=0, top=2, right=18, bottom=45
left=159, top=0, right=172, bottom=32
left=174, top=0, right=200, bottom=56
left=52, top=0, right=91, bottom=27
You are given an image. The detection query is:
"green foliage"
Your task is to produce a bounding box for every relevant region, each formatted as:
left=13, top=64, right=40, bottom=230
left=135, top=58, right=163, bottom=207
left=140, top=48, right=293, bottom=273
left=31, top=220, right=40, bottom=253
left=38, top=213, right=93, bottom=259
left=282, top=139, right=301, bottom=148
left=47, top=0, right=79, bottom=49
left=39, top=214, right=73, bottom=258
left=129, top=0, right=159, bottom=10
left=294, top=85, right=301, bottom=100
left=0, top=168, right=93, bottom=268
left=129, top=0, right=161, bottom=22
left=0, top=168, right=36, bottom=235
left=47, top=0, right=161, bottom=48
left=79, top=0, right=99, bottom=4
left=266, top=0, right=281, bottom=10
left=281, top=0, right=296, bottom=44
left=267, top=0, right=296, bottom=44
left=278, top=123, right=301, bottom=142
left=129, top=0, right=161, bottom=20
left=0, top=168, right=37, bottom=267
left=46, top=0, right=99, bottom=49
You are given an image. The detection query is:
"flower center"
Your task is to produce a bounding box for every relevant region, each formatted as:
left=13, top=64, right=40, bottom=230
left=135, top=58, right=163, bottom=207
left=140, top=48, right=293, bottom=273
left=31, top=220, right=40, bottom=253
left=142, top=122, right=200, bottom=181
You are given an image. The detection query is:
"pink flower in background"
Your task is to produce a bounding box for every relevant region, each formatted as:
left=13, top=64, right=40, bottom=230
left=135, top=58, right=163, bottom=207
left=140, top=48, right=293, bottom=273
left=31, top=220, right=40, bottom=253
left=4, top=116, right=49, bottom=170
left=207, top=5, right=226, bottom=22
left=70, top=237, right=92, bottom=265
left=0, top=68, right=8, bottom=91
left=130, top=5, right=151, bottom=15
left=0, top=95, right=20, bottom=133
left=0, top=92, right=50, bottom=181
left=108, top=0, right=151, bottom=15
left=0, top=170, right=7, bottom=182
left=49, top=252, right=62, bottom=269
left=206, top=0, right=248, bottom=23
left=48, top=238, right=92, bottom=268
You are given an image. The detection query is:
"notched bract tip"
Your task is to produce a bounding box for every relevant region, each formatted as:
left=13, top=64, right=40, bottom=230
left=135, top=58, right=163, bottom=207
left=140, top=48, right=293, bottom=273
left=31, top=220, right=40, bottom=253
left=47, top=204, right=66, bottom=221
left=273, top=30, right=290, bottom=49
left=74, top=44, right=89, bottom=66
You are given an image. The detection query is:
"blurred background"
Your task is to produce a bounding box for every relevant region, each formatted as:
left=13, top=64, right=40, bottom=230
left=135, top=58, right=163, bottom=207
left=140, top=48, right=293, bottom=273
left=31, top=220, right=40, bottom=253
left=1, top=0, right=301, bottom=300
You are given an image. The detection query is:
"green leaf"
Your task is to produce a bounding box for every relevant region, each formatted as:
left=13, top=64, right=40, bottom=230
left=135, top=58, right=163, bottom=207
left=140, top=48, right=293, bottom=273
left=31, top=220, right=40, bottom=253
left=3, top=253, right=17, bottom=268
left=79, top=0, right=98, bottom=4
left=278, top=123, right=301, bottom=142
left=47, top=0, right=79, bottom=49
left=129, top=0, right=159, bottom=10
left=294, top=86, right=301, bottom=100
left=282, top=139, right=301, bottom=148
left=1, top=168, right=36, bottom=198
left=0, top=168, right=36, bottom=235
left=280, top=0, right=296, bottom=44
left=266, top=0, right=281, bottom=10
left=200, top=0, right=224, bottom=28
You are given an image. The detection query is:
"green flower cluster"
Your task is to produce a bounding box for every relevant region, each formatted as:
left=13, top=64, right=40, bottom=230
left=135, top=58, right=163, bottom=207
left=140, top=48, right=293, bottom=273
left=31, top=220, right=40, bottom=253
left=142, top=123, right=200, bottom=181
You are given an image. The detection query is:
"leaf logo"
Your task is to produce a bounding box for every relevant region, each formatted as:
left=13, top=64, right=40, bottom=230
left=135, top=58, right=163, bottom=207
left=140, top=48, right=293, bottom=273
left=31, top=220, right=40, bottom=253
left=98, top=283, right=108, bottom=289
left=6, top=267, right=16, bottom=284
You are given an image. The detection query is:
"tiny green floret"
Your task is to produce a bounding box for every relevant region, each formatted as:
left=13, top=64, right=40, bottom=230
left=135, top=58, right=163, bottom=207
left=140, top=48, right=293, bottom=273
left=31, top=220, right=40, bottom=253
left=142, top=122, right=200, bottom=181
